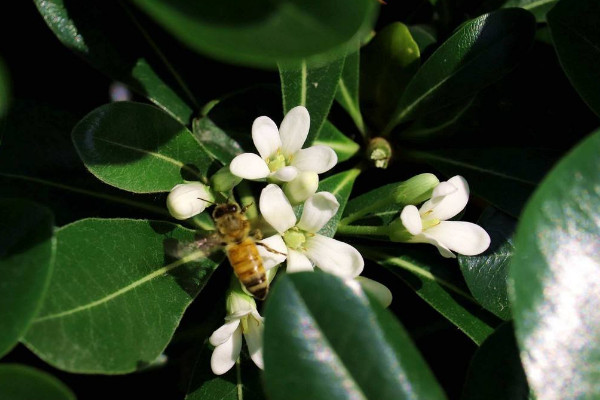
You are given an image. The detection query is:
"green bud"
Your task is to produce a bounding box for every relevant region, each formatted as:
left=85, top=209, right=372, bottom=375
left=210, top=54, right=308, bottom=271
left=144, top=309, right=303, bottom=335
left=387, top=218, right=414, bottom=242
left=283, top=171, right=319, bottom=205
left=367, top=137, right=392, bottom=169
left=226, top=288, right=256, bottom=318
left=210, top=166, right=242, bottom=192
left=393, top=173, right=439, bottom=206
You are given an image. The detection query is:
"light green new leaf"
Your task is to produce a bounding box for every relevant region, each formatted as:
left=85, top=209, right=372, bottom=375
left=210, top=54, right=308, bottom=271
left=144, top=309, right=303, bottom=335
left=263, top=272, right=447, bottom=400
left=461, top=323, right=531, bottom=400
left=459, top=208, right=515, bottom=321
left=312, top=121, right=359, bottom=163
left=0, top=200, right=55, bottom=357
left=364, top=246, right=498, bottom=345
left=386, top=9, right=535, bottom=132
left=548, top=0, right=600, bottom=117
left=510, top=129, right=600, bottom=399
left=34, top=0, right=194, bottom=125
left=0, top=364, right=75, bottom=400
left=131, top=0, right=377, bottom=68
left=72, top=102, right=213, bottom=193
left=280, top=56, right=345, bottom=145
left=361, top=22, right=420, bottom=132
left=334, top=49, right=365, bottom=134
left=24, top=219, right=221, bottom=374
left=315, top=169, right=360, bottom=238
left=502, top=0, right=558, bottom=22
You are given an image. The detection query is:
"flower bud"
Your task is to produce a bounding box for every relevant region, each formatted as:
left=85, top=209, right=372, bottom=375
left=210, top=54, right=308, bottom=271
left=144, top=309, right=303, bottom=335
left=226, top=288, right=257, bottom=319
left=282, top=171, right=319, bottom=205
left=167, top=182, right=214, bottom=220
left=367, top=137, right=392, bottom=169
left=393, top=173, right=439, bottom=206
left=210, top=166, right=242, bottom=193
left=387, top=217, right=414, bottom=242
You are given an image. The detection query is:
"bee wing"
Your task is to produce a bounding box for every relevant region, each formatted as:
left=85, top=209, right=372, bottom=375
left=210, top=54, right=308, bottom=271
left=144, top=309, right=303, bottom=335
left=165, top=233, right=222, bottom=260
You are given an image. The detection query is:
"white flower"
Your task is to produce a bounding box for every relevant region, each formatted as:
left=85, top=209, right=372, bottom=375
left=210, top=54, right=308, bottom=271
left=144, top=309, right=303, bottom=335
left=166, top=182, right=214, bottom=220
left=394, top=175, right=491, bottom=258
left=229, top=106, right=337, bottom=203
left=345, top=276, right=393, bottom=308
left=209, top=290, right=264, bottom=375
left=257, top=184, right=363, bottom=278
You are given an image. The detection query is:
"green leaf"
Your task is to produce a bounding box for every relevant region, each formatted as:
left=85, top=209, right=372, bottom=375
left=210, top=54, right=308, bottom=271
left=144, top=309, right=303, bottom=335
left=548, top=0, right=600, bottom=117
left=34, top=0, right=194, bottom=125
left=459, top=208, right=515, bottom=321
left=0, top=364, right=75, bottom=400
left=364, top=246, right=499, bottom=345
left=461, top=323, right=531, bottom=400
left=510, top=129, right=600, bottom=399
left=316, top=169, right=360, bottom=237
left=386, top=9, right=536, bottom=131
left=24, top=219, right=220, bottom=373
left=192, top=116, right=244, bottom=165
left=72, top=102, right=213, bottom=193
left=502, top=0, right=558, bottom=22
left=186, top=344, right=264, bottom=400
left=409, top=25, right=437, bottom=54
left=0, top=57, right=9, bottom=119
left=312, top=121, right=360, bottom=163
left=400, top=97, right=474, bottom=141
left=263, top=272, right=447, bottom=400
left=407, top=148, right=558, bottom=217
left=0, top=200, right=55, bottom=357
left=361, top=22, right=420, bottom=131
left=334, top=49, right=365, bottom=134
left=131, top=0, right=377, bottom=68
left=280, top=56, right=345, bottom=145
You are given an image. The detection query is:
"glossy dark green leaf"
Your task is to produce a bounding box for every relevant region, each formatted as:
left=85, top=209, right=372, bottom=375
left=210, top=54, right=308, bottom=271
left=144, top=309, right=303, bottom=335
left=548, top=0, right=600, bottom=117
left=409, top=25, right=437, bottom=53
left=192, top=116, right=244, bottom=165
left=131, top=0, right=377, bottom=68
left=72, top=102, right=213, bottom=193
left=0, top=200, right=55, bottom=357
left=502, top=0, right=557, bottom=22
left=0, top=364, right=75, bottom=400
left=361, top=22, right=420, bottom=131
left=364, top=246, right=498, bottom=345
left=280, top=56, right=345, bottom=145
left=459, top=208, right=515, bottom=320
left=34, top=0, right=194, bottom=124
left=510, top=129, right=600, bottom=399
left=263, top=272, right=447, bottom=400
left=186, top=344, right=264, bottom=400
left=24, top=219, right=220, bottom=373
left=312, top=121, right=359, bottom=163
left=400, top=97, right=474, bottom=141
left=334, top=49, right=365, bottom=134
left=316, top=169, right=360, bottom=238
left=462, top=323, right=531, bottom=400
left=386, top=9, right=536, bottom=131
left=408, top=148, right=558, bottom=217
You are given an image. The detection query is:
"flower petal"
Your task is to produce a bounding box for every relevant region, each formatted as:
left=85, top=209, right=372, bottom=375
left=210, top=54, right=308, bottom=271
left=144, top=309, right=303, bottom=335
left=166, top=183, right=214, bottom=220
left=279, top=106, right=310, bottom=156
left=419, top=175, right=469, bottom=221
left=269, top=166, right=298, bottom=182
left=259, top=184, right=296, bottom=233
left=230, top=153, right=270, bottom=180
left=290, top=145, right=337, bottom=173
left=252, top=116, right=281, bottom=159
left=297, top=192, right=340, bottom=233
left=243, top=316, right=264, bottom=370
left=211, top=327, right=242, bottom=375
left=355, top=277, right=393, bottom=308
left=409, top=232, right=456, bottom=258
left=431, top=181, right=457, bottom=198
left=283, top=171, right=319, bottom=205
left=304, top=235, right=364, bottom=278
left=209, top=319, right=241, bottom=346
left=400, top=205, right=422, bottom=235
left=286, top=249, right=314, bottom=273
left=257, top=234, right=288, bottom=270
left=423, top=220, right=491, bottom=256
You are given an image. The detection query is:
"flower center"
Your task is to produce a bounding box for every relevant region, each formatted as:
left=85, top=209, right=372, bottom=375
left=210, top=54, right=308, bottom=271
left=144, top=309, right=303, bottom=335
left=422, top=218, right=440, bottom=230
left=266, top=153, right=287, bottom=172
left=283, top=227, right=307, bottom=250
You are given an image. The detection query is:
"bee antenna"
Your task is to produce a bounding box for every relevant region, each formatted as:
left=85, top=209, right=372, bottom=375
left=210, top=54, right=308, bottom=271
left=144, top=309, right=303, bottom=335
left=198, top=197, right=215, bottom=205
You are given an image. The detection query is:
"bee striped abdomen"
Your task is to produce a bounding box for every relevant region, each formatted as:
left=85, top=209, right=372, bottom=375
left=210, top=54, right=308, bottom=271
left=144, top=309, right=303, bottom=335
left=226, top=238, right=268, bottom=300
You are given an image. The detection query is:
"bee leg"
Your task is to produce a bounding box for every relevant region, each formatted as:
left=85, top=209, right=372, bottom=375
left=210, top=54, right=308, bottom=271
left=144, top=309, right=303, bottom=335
left=256, top=241, right=286, bottom=256
left=251, top=229, right=263, bottom=240
left=241, top=202, right=254, bottom=214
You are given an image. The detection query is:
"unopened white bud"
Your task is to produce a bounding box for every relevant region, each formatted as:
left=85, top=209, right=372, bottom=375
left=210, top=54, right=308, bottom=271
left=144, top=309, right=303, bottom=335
left=226, top=289, right=256, bottom=319
left=283, top=171, right=319, bottom=205
left=167, top=183, right=214, bottom=220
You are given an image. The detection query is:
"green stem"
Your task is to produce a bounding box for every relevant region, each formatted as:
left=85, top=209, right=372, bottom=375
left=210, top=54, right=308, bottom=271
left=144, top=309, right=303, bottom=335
left=336, top=224, right=391, bottom=237
left=0, top=172, right=169, bottom=216
left=236, top=358, right=243, bottom=400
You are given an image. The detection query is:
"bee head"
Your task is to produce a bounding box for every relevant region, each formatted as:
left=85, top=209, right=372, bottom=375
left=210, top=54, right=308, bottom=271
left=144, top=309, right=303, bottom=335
left=212, top=203, right=239, bottom=219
